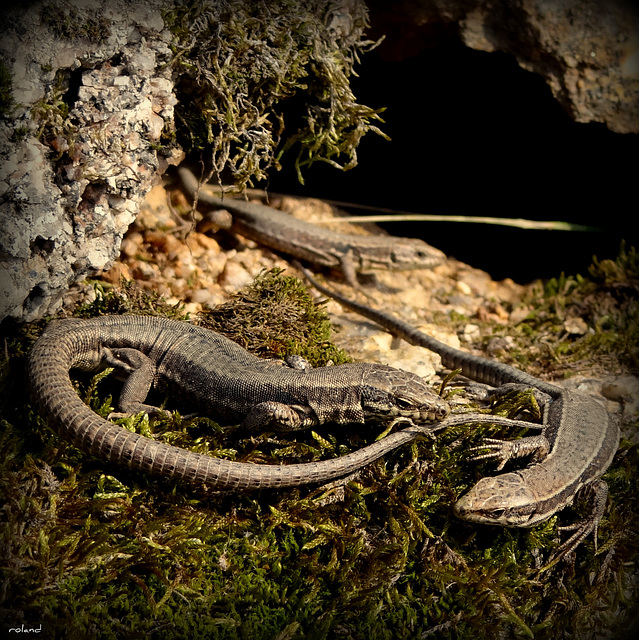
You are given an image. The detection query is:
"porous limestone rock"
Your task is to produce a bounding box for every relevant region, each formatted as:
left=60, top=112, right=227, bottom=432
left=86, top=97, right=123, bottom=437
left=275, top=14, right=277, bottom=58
left=0, top=0, right=179, bottom=322
left=369, top=0, right=639, bottom=133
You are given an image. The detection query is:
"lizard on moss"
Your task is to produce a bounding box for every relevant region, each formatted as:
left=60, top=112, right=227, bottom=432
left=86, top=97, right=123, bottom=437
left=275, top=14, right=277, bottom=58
left=299, top=265, right=619, bottom=560
left=29, top=314, right=454, bottom=489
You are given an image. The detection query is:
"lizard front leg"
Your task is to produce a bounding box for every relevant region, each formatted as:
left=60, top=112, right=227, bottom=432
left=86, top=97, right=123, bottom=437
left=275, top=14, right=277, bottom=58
left=101, top=347, right=170, bottom=418
left=242, top=402, right=318, bottom=431
left=468, top=434, right=550, bottom=471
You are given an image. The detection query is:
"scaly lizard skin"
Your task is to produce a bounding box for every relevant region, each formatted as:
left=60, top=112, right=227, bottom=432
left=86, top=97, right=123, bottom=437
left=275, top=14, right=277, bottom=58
left=178, top=166, right=446, bottom=289
left=29, top=315, right=453, bottom=489
left=300, top=266, right=619, bottom=558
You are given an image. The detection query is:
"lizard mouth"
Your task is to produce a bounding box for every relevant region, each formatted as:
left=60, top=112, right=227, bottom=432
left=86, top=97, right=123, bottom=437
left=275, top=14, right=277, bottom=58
left=417, top=403, right=450, bottom=423
left=392, top=404, right=450, bottom=424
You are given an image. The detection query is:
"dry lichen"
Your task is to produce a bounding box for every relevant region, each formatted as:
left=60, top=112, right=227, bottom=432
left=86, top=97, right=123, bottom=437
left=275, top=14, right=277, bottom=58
left=167, top=0, right=387, bottom=187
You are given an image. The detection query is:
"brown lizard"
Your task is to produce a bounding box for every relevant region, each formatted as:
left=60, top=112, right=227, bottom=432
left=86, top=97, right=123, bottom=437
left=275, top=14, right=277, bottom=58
left=177, top=166, right=446, bottom=289
left=28, top=314, right=452, bottom=489
left=299, top=265, right=619, bottom=560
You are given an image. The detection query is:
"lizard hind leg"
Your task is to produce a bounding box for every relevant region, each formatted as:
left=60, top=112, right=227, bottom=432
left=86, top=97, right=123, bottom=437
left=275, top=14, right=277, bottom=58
left=557, top=480, right=609, bottom=553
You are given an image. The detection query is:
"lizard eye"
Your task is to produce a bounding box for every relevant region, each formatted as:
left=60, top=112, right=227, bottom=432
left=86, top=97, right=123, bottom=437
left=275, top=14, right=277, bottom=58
left=396, top=398, right=415, bottom=411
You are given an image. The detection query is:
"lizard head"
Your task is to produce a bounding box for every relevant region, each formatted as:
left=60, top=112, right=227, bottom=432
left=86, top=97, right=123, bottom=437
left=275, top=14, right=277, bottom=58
left=390, top=240, right=447, bottom=270
left=453, top=472, right=541, bottom=527
left=361, top=239, right=447, bottom=271
left=360, top=366, right=450, bottom=425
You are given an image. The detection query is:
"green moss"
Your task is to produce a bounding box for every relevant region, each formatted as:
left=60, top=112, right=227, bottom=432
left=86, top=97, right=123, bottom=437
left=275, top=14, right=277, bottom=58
left=515, top=242, right=639, bottom=376
left=75, top=279, right=189, bottom=321
left=435, top=243, right=639, bottom=384
left=197, top=268, right=350, bottom=366
left=31, top=68, right=77, bottom=155
left=165, top=0, right=387, bottom=188
left=32, top=2, right=385, bottom=189
left=11, top=126, right=30, bottom=142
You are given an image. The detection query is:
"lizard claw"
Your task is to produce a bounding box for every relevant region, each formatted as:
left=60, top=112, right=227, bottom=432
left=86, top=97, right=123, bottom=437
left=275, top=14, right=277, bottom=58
left=539, top=480, right=609, bottom=570
left=468, top=434, right=550, bottom=471
left=468, top=438, right=515, bottom=471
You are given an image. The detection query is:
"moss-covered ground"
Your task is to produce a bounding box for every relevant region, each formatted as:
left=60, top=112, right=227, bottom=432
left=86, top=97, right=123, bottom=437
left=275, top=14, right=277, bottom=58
left=1, top=257, right=638, bottom=639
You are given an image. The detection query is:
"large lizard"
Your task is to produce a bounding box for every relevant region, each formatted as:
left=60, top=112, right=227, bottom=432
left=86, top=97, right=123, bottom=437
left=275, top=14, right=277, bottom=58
left=299, top=265, right=619, bottom=558
left=28, top=314, right=452, bottom=489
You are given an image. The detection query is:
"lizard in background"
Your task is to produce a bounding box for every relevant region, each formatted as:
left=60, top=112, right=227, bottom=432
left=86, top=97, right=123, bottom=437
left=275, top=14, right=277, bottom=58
left=178, top=166, right=446, bottom=290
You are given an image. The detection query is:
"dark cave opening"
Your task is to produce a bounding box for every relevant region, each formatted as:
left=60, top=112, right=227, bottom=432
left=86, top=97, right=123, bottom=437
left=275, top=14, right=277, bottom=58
left=268, top=36, right=636, bottom=283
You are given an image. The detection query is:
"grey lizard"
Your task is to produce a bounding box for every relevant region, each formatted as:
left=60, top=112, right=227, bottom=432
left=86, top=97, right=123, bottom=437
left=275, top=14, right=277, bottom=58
left=177, top=166, right=446, bottom=289
left=299, top=265, right=620, bottom=560
left=28, top=314, right=455, bottom=489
